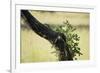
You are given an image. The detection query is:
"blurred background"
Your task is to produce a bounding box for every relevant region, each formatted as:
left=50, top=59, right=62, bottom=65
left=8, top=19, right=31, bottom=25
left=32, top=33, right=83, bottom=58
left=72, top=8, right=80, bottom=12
left=20, top=10, right=89, bottom=63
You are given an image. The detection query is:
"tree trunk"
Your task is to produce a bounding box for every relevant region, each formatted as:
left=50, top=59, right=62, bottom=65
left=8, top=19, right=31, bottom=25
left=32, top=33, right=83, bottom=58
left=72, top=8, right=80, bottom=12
left=21, top=10, right=73, bottom=61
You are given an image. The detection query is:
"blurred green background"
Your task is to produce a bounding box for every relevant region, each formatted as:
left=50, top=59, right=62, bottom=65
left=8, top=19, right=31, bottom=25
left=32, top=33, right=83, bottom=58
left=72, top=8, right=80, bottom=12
left=20, top=10, right=89, bottom=63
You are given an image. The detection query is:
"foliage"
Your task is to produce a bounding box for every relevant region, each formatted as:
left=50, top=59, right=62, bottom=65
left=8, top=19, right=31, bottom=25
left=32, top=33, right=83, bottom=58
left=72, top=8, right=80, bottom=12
left=53, top=20, right=83, bottom=60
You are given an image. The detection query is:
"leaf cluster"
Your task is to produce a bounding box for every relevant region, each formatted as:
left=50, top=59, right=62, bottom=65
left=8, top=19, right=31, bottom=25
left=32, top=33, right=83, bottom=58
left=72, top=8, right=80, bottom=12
left=54, top=20, right=83, bottom=60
